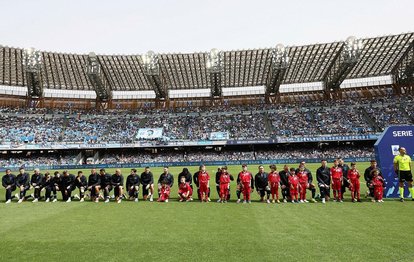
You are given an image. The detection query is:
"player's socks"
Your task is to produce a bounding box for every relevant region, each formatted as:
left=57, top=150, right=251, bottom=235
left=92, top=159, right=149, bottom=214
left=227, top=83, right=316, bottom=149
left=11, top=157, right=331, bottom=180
left=408, top=187, right=414, bottom=199
left=399, top=187, right=404, bottom=199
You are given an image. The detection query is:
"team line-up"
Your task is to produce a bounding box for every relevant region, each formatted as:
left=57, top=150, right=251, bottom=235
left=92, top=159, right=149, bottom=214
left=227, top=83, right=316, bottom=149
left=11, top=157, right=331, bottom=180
left=1, top=153, right=413, bottom=204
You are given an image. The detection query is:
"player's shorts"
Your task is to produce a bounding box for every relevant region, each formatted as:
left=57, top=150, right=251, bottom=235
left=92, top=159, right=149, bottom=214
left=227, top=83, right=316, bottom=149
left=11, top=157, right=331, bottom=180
left=399, top=170, right=413, bottom=183
left=332, top=179, right=342, bottom=191
left=142, top=183, right=152, bottom=196
left=257, top=188, right=270, bottom=197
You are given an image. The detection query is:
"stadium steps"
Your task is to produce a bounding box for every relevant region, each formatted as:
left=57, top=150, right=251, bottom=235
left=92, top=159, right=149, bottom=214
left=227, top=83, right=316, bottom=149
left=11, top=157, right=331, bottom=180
left=359, top=107, right=381, bottom=132
left=138, top=118, right=148, bottom=128
left=263, top=112, right=273, bottom=136
left=400, top=105, right=414, bottom=123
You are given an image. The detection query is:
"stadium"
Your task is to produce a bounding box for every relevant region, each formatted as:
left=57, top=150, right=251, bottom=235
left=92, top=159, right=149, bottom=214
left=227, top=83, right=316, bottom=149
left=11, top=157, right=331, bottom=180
left=1, top=1, right=414, bottom=261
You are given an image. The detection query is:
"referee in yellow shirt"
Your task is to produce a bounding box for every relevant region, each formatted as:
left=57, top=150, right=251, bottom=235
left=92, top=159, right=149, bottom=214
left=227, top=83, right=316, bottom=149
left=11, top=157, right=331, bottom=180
left=394, top=147, right=413, bottom=201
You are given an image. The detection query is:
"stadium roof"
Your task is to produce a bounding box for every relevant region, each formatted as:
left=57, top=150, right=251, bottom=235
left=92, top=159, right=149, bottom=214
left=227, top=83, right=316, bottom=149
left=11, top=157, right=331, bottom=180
left=0, top=32, right=413, bottom=92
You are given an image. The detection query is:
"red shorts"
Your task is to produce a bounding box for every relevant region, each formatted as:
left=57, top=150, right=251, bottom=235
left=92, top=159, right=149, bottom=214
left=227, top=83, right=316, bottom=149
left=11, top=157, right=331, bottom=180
left=199, top=183, right=209, bottom=194
left=332, top=179, right=342, bottom=191
left=219, top=183, right=229, bottom=196
left=270, top=183, right=279, bottom=194
left=349, top=180, right=360, bottom=192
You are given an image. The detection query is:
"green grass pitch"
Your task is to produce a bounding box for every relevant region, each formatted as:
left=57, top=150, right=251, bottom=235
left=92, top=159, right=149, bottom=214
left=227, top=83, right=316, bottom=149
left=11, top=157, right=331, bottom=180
left=0, top=162, right=414, bottom=262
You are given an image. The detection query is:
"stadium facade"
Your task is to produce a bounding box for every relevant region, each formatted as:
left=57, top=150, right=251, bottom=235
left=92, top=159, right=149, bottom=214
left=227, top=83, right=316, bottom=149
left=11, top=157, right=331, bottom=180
left=0, top=33, right=413, bottom=168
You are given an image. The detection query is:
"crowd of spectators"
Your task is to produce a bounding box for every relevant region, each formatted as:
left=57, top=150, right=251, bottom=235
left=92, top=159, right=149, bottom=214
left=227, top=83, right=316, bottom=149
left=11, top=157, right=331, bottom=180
left=0, top=94, right=412, bottom=144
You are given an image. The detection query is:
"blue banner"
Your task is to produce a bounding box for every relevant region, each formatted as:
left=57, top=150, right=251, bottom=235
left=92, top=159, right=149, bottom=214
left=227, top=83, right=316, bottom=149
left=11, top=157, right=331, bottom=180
left=374, top=126, right=414, bottom=198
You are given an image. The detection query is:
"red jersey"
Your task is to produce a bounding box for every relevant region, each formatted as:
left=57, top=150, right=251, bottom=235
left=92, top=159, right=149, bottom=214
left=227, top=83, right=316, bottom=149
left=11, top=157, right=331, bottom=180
left=239, top=171, right=252, bottom=184
left=178, top=182, right=191, bottom=193
left=288, top=175, right=299, bottom=187
left=161, top=185, right=170, bottom=194
left=268, top=171, right=280, bottom=184
left=297, top=171, right=308, bottom=184
left=331, top=167, right=343, bottom=180
left=199, top=171, right=210, bottom=185
left=347, top=169, right=360, bottom=182
left=372, top=176, right=384, bottom=187
left=219, top=173, right=231, bottom=185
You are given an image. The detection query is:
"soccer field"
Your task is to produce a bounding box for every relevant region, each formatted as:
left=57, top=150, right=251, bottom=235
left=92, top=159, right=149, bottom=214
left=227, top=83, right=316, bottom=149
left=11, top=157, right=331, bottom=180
left=1, top=162, right=414, bottom=262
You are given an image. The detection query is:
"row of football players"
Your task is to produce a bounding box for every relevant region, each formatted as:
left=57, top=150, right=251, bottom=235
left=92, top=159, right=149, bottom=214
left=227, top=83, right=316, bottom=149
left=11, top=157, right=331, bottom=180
left=1, top=159, right=385, bottom=203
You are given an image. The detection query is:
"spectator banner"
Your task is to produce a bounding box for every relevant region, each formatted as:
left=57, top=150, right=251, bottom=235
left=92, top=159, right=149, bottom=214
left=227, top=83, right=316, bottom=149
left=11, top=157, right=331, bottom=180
left=375, top=125, right=414, bottom=198
left=209, top=132, right=229, bottom=140
left=136, top=128, right=163, bottom=139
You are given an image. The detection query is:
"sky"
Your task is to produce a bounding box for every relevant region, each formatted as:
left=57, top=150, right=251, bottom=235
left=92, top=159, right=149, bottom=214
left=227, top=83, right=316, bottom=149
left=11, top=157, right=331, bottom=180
left=0, top=0, right=412, bottom=55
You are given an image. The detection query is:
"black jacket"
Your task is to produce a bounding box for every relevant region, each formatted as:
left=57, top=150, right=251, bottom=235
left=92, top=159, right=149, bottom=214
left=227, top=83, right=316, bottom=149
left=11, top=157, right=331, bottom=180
left=140, top=172, right=154, bottom=185
left=364, top=166, right=382, bottom=183
left=178, top=172, right=192, bottom=186
left=279, top=170, right=289, bottom=186
left=316, top=166, right=331, bottom=186
left=100, top=173, right=112, bottom=187
left=158, top=173, right=174, bottom=187
left=126, top=174, right=140, bottom=188
left=16, top=173, right=30, bottom=187
left=41, top=176, right=53, bottom=188
left=31, top=173, right=43, bottom=186
left=2, top=174, right=16, bottom=187
left=88, top=173, right=101, bottom=187
left=255, top=172, right=269, bottom=190
left=75, top=175, right=88, bottom=188
left=61, top=174, right=76, bottom=188
left=111, top=174, right=124, bottom=187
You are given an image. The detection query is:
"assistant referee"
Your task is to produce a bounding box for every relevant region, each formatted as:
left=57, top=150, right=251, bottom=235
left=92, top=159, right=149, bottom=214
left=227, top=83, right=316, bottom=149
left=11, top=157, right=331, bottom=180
left=394, top=147, right=413, bottom=202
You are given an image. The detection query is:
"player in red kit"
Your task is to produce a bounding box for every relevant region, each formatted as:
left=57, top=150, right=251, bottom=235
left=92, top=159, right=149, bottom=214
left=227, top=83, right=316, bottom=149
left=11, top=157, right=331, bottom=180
left=157, top=179, right=171, bottom=203
left=297, top=165, right=309, bottom=203
left=288, top=168, right=299, bottom=203
left=268, top=165, right=280, bottom=203
left=331, top=160, right=343, bottom=202
left=347, top=162, right=361, bottom=202
left=198, top=165, right=210, bottom=202
left=239, top=164, right=254, bottom=203
left=371, top=169, right=385, bottom=202
left=219, top=166, right=231, bottom=203
left=178, top=176, right=192, bottom=202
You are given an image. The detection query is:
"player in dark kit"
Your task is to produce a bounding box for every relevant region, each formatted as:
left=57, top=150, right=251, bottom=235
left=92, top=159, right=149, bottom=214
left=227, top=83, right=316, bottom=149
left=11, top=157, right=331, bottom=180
left=74, top=171, right=88, bottom=202
left=16, top=167, right=31, bottom=203
left=255, top=165, right=270, bottom=203
left=112, top=169, right=124, bottom=203
left=279, top=165, right=290, bottom=202
left=141, top=167, right=154, bottom=201
left=316, top=160, right=331, bottom=204
left=51, top=171, right=62, bottom=203
left=31, top=168, right=43, bottom=203
left=2, top=169, right=16, bottom=204
left=99, top=168, right=112, bottom=203
left=364, top=160, right=382, bottom=202
left=61, top=170, right=76, bottom=202
left=126, top=169, right=140, bottom=202
left=215, top=167, right=223, bottom=201
left=40, top=172, right=54, bottom=202
left=88, top=169, right=101, bottom=203
left=158, top=167, right=174, bottom=199
left=338, top=158, right=350, bottom=200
